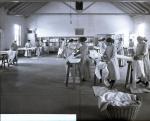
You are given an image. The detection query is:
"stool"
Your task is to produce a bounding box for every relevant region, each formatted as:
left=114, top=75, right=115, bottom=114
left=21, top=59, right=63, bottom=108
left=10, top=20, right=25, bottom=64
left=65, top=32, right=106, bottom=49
left=66, top=61, right=81, bottom=87
left=125, top=61, right=133, bottom=88
left=1, top=54, right=9, bottom=68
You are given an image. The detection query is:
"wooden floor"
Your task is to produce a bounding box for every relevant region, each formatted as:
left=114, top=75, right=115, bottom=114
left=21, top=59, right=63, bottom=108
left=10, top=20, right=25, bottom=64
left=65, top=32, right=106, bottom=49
left=0, top=55, right=150, bottom=121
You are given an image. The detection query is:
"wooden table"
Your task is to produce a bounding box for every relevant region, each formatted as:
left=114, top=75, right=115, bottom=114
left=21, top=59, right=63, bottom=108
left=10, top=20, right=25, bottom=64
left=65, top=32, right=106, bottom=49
left=18, top=47, right=36, bottom=56
left=65, top=57, right=81, bottom=87
left=18, top=47, right=37, bottom=51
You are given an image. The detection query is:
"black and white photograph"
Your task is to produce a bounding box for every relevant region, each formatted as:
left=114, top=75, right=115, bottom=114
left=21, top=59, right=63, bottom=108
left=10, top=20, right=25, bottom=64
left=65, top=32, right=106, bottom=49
left=0, top=0, right=150, bottom=121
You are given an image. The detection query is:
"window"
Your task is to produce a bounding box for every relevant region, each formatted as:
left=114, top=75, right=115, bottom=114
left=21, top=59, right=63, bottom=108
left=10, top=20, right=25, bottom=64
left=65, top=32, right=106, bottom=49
left=0, top=29, right=2, bottom=50
left=14, top=24, right=21, bottom=46
left=75, top=28, right=84, bottom=35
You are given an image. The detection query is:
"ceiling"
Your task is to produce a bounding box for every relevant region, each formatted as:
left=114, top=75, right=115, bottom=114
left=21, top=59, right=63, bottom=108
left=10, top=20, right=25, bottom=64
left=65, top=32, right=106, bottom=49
left=0, top=0, right=150, bottom=17
left=0, top=2, right=48, bottom=17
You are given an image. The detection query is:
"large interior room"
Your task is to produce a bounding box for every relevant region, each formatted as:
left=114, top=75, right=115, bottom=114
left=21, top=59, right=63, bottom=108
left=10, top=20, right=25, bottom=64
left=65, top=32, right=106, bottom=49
left=0, top=0, right=150, bottom=121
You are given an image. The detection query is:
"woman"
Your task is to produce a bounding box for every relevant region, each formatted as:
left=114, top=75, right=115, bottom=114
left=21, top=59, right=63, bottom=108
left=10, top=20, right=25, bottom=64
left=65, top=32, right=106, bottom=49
left=143, top=38, right=150, bottom=87
left=128, top=39, right=135, bottom=56
left=35, top=40, right=41, bottom=57
left=101, top=37, right=120, bottom=87
left=132, top=36, right=147, bottom=89
left=24, top=40, right=32, bottom=57
left=78, top=37, right=91, bottom=81
left=66, top=39, right=75, bottom=58
left=117, top=38, right=125, bottom=67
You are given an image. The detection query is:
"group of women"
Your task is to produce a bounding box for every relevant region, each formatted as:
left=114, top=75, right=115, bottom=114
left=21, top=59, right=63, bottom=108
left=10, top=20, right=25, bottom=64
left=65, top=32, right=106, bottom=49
left=59, top=36, right=150, bottom=89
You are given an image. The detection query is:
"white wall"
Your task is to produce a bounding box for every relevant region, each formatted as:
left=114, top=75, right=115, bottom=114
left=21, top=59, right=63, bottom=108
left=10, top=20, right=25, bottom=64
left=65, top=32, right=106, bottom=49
left=0, top=8, right=26, bottom=50
left=132, top=15, right=150, bottom=46
left=27, top=1, right=134, bottom=46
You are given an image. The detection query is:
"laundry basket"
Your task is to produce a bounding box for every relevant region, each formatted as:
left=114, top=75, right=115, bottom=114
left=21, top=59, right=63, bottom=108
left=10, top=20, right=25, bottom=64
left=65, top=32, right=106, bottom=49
left=105, top=97, right=142, bottom=121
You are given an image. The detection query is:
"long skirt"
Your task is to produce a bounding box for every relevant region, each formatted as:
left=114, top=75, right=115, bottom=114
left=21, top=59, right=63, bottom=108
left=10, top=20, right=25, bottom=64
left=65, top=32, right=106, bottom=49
left=80, top=57, right=91, bottom=81
left=143, top=54, right=150, bottom=81
left=107, top=58, right=120, bottom=81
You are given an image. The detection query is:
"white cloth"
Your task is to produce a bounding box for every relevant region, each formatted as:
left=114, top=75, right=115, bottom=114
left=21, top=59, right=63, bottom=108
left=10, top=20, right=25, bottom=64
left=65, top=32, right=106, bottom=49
left=58, top=41, right=67, bottom=57
left=89, top=50, right=101, bottom=60
left=95, top=61, right=109, bottom=81
left=97, top=42, right=106, bottom=54
left=98, top=91, right=137, bottom=111
left=93, top=86, right=137, bottom=111
left=8, top=50, right=16, bottom=63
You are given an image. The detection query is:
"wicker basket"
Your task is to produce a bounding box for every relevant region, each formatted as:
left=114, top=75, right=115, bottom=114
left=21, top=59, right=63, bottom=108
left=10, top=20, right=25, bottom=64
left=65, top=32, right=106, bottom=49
left=105, top=97, right=142, bottom=121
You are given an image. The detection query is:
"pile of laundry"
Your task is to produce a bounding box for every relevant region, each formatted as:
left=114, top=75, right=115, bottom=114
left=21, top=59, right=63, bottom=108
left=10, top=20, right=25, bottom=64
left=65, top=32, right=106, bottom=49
left=93, top=86, right=141, bottom=111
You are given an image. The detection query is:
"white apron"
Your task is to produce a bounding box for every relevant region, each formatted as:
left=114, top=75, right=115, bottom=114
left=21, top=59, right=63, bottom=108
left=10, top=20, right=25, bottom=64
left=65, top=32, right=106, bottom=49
left=24, top=43, right=32, bottom=57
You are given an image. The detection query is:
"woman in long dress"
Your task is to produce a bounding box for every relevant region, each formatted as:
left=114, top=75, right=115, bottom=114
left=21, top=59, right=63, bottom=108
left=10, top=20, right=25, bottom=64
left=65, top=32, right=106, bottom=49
left=35, top=40, right=41, bottom=57
left=143, top=38, right=150, bottom=87
left=117, top=38, right=125, bottom=67
left=128, top=39, right=135, bottom=56
left=132, top=36, right=147, bottom=89
left=78, top=37, right=91, bottom=81
left=24, top=40, right=32, bottom=57
left=101, top=37, right=120, bottom=87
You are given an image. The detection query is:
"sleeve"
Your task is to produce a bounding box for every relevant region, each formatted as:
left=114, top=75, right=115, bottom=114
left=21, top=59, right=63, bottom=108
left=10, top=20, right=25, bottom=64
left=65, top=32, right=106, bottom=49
left=137, top=43, right=147, bottom=59
left=142, top=43, right=147, bottom=55
left=111, top=45, right=116, bottom=58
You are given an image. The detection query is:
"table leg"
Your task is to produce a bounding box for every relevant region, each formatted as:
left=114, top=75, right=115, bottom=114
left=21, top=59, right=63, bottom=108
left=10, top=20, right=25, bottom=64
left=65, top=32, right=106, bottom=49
left=94, top=74, right=96, bottom=85
left=94, top=61, right=96, bottom=85
left=2, top=58, right=4, bottom=68
left=72, top=64, right=76, bottom=88
left=130, top=68, right=133, bottom=84
left=125, top=62, right=131, bottom=88
left=66, top=63, right=70, bottom=87
left=77, top=63, right=82, bottom=82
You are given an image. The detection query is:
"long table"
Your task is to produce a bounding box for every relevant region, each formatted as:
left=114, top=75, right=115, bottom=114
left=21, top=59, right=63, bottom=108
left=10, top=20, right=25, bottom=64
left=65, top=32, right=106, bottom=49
left=18, top=47, right=36, bottom=51
left=18, top=47, right=37, bottom=57
left=0, top=51, right=8, bottom=55
left=89, top=50, right=133, bottom=61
